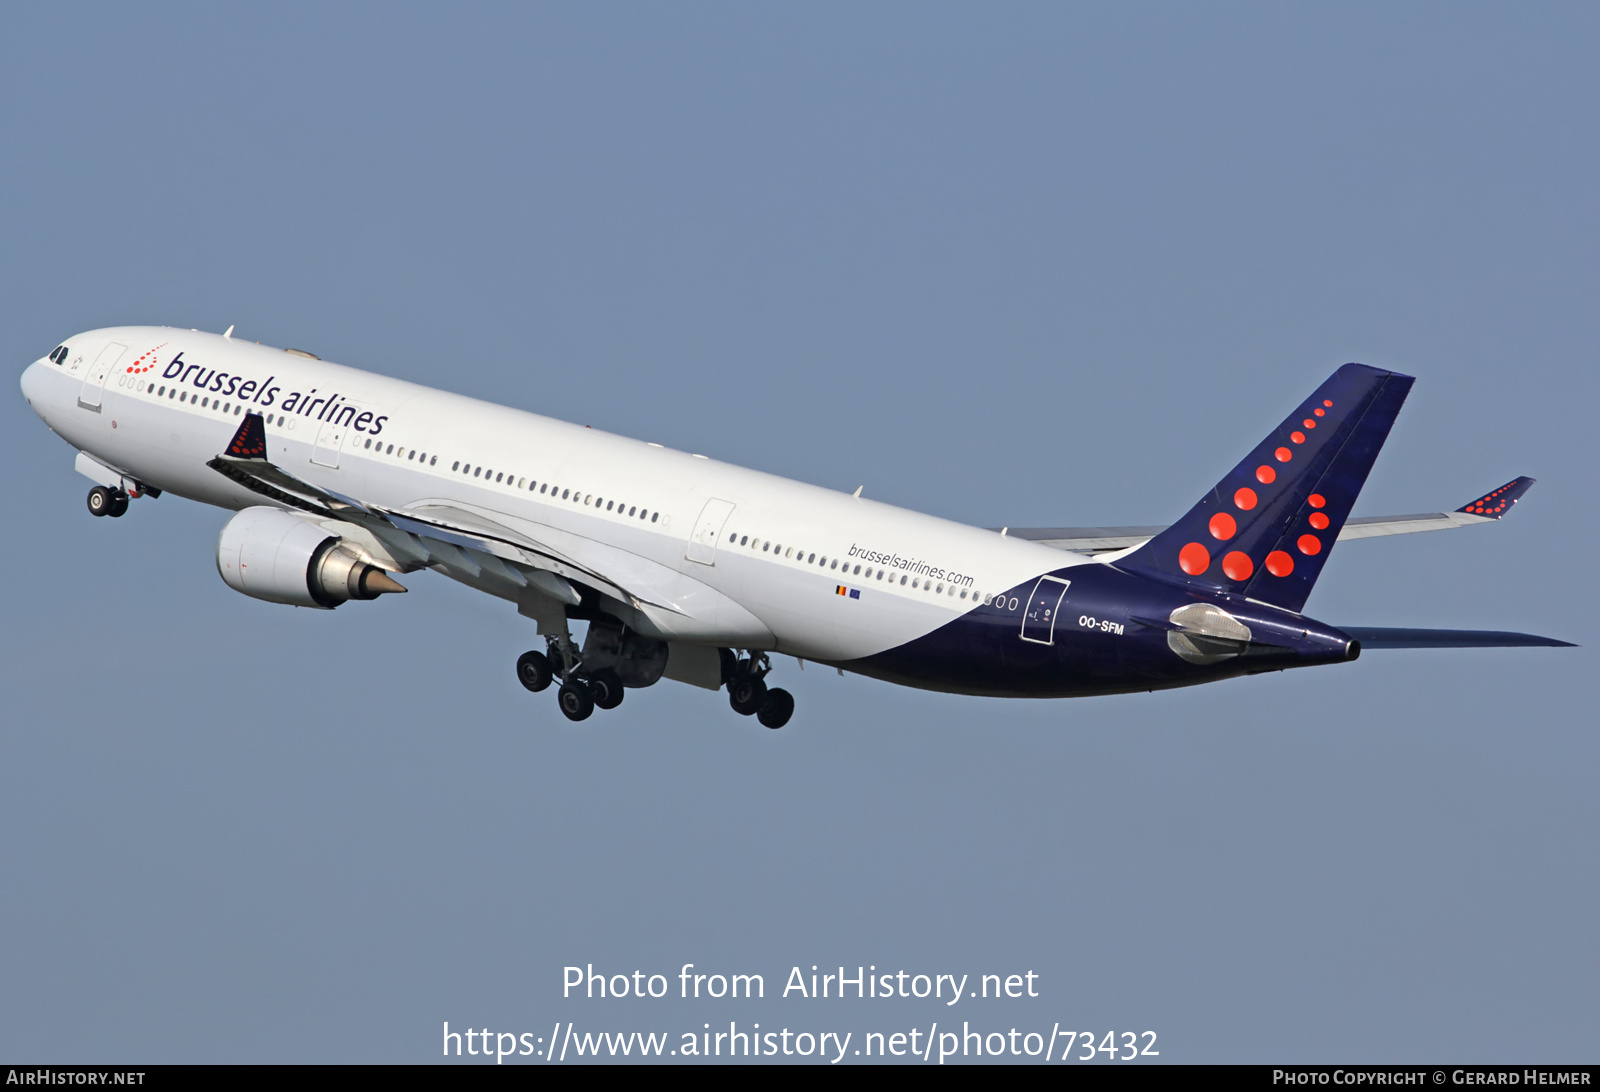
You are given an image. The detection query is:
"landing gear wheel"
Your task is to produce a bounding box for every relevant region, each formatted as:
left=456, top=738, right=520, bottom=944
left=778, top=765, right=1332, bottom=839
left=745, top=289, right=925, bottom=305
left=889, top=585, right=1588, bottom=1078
left=107, top=491, right=129, bottom=518
left=756, top=688, right=794, bottom=729
left=516, top=650, right=553, bottom=693
left=557, top=681, right=594, bottom=722
left=87, top=486, right=114, bottom=517
left=589, top=670, right=625, bottom=710
left=729, top=675, right=767, bottom=716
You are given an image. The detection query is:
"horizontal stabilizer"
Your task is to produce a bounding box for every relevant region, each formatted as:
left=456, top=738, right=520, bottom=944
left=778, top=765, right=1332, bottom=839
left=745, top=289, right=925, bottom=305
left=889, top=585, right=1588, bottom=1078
left=1003, top=481, right=1536, bottom=555
left=1342, top=627, right=1574, bottom=649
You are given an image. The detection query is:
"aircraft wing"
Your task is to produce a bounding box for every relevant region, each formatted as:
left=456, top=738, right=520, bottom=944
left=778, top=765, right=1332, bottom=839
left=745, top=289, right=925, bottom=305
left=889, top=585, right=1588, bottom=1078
left=206, top=413, right=722, bottom=623
left=1004, top=477, right=1536, bottom=555
left=207, top=413, right=646, bottom=600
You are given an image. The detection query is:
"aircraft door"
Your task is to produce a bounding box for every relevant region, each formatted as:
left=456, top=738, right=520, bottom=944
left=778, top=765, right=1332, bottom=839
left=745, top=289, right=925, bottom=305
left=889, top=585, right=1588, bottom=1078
left=311, top=417, right=349, bottom=468
left=78, top=342, right=127, bottom=411
left=1019, top=576, right=1071, bottom=645
left=685, top=498, right=736, bottom=565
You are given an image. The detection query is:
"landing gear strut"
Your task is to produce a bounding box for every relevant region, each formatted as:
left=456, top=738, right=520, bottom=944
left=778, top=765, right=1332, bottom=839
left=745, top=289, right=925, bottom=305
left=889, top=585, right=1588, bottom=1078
left=514, top=637, right=795, bottom=728
left=516, top=633, right=626, bottom=723
left=87, top=486, right=128, bottom=518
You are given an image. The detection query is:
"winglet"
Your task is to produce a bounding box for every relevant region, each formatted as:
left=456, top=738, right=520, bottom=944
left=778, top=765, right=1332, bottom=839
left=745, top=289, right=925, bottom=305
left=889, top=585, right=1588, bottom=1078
left=223, top=413, right=269, bottom=460
left=1455, top=476, right=1535, bottom=519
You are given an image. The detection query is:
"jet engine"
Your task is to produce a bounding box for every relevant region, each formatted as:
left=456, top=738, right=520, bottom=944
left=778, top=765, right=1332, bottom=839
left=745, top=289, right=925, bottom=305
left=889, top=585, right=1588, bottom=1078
left=216, top=506, right=406, bottom=609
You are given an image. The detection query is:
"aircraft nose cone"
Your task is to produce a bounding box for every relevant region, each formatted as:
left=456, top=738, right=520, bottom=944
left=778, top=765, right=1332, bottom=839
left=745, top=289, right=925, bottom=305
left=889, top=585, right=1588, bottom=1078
left=20, top=359, right=49, bottom=410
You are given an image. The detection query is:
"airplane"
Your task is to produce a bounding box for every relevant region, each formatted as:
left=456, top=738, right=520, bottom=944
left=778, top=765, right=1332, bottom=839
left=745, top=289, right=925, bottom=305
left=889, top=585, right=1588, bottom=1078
left=19, top=326, right=1572, bottom=728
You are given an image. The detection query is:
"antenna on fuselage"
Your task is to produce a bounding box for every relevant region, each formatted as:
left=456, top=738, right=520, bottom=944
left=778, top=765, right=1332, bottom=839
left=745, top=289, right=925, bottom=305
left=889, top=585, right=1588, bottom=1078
left=222, top=325, right=235, bottom=340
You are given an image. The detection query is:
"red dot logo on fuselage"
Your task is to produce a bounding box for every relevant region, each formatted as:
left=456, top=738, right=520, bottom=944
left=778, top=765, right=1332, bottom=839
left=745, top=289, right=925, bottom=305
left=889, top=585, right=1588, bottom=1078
left=126, top=343, right=169, bottom=376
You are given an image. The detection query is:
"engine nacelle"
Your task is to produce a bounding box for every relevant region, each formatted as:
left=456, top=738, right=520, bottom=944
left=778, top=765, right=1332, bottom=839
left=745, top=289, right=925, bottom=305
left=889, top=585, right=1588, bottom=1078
left=216, top=506, right=406, bottom=609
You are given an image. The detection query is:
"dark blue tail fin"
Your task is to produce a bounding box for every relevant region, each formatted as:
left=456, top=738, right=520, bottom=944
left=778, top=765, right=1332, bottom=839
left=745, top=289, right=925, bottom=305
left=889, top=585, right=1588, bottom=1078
left=1115, top=363, right=1414, bottom=613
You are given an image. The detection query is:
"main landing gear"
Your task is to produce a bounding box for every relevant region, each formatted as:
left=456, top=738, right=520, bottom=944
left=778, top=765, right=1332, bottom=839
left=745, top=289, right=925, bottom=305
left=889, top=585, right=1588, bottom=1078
left=723, top=651, right=795, bottom=729
left=513, top=643, right=797, bottom=729
left=86, top=485, right=129, bottom=518
left=515, top=644, right=625, bottom=723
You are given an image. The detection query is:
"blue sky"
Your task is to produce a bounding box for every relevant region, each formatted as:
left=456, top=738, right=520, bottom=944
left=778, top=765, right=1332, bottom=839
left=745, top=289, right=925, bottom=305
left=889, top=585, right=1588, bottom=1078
left=2, top=2, right=1595, bottom=1062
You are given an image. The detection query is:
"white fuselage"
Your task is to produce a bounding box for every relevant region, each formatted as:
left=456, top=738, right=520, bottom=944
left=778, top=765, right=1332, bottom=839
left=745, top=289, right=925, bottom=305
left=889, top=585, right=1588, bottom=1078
left=22, top=327, right=1088, bottom=666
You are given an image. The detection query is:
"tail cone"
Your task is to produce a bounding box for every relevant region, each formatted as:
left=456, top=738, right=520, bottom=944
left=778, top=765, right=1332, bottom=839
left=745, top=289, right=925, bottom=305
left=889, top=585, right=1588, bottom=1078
left=360, top=568, right=408, bottom=596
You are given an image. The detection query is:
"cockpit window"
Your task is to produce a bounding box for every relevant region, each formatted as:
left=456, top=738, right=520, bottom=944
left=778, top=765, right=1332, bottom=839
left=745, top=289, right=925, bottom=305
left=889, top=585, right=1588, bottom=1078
left=49, top=345, right=67, bottom=364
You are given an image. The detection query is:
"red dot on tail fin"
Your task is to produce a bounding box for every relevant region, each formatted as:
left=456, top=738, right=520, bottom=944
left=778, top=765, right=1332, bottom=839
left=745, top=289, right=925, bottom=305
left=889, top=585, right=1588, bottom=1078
left=1222, top=552, right=1254, bottom=580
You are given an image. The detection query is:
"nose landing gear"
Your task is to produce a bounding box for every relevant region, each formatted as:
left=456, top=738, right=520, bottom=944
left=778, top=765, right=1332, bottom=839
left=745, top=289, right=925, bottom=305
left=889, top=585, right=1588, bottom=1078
left=86, top=486, right=129, bottom=518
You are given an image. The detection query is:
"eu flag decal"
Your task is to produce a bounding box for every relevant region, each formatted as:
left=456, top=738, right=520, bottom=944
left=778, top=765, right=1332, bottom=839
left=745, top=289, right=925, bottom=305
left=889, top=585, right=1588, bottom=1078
left=835, top=586, right=860, bottom=599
